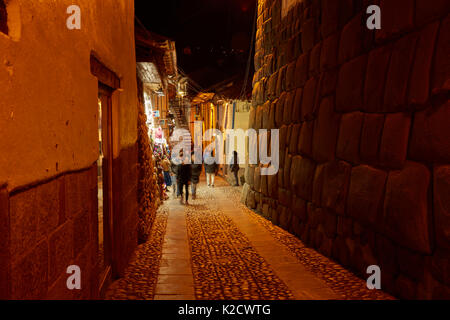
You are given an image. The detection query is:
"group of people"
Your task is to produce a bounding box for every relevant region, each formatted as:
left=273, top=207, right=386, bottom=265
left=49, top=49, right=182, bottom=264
left=153, top=148, right=173, bottom=201
left=160, top=150, right=240, bottom=205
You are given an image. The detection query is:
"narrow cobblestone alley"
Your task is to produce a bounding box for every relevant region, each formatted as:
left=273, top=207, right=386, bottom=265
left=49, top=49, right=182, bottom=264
left=106, top=175, right=393, bottom=300
left=1, top=0, right=449, bottom=305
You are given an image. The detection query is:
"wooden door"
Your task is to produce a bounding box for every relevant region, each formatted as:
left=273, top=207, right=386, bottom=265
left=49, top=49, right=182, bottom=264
left=98, top=84, right=114, bottom=295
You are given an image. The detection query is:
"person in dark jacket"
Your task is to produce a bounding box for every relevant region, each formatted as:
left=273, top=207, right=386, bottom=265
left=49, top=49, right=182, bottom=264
left=190, top=154, right=202, bottom=200
left=177, top=155, right=192, bottom=204
left=204, top=152, right=217, bottom=187
left=162, top=156, right=172, bottom=191
left=230, top=151, right=240, bottom=186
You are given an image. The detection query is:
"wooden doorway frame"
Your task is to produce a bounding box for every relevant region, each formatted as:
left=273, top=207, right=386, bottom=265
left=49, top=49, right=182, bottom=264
left=90, top=54, right=120, bottom=297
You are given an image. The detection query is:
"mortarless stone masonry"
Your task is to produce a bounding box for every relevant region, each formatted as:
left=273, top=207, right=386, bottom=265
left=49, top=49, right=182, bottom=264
left=243, top=0, right=450, bottom=299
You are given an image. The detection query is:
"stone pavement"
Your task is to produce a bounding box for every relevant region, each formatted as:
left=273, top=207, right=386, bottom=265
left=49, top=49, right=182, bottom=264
left=106, top=175, right=393, bottom=300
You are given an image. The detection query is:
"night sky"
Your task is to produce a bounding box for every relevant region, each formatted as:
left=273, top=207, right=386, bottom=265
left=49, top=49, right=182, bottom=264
left=135, top=0, right=256, bottom=93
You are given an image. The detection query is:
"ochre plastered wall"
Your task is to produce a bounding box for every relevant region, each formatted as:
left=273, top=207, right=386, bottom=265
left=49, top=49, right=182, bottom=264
left=243, top=0, right=450, bottom=299
left=0, top=0, right=137, bottom=191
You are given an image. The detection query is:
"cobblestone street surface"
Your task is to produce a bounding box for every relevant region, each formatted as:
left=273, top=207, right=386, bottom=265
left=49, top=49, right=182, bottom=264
left=105, top=207, right=168, bottom=300
left=106, top=175, right=394, bottom=300
left=186, top=204, right=294, bottom=300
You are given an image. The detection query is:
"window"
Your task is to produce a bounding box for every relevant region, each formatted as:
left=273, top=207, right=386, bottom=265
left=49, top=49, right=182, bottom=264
left=0, top=0, right=8, bottom=34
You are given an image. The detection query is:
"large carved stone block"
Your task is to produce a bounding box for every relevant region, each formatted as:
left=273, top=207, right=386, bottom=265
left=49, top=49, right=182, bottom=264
left=301, top=19, right=316, bottom=52
left=298, top=120, right=313, bottom=157
left=347, top=165, right=387, bottom=227
left=431, top=14, right=450, bottom=95
left=336, top=112, right=364, bottom=164
left=268, top=100, right=276, bottom=129
left=376, top=0, right=415, bottom=42
left=384, top=162, right=431, bottom=254
left=301, top=77, right=317, bottom=121
left=312, top=96, right=340, bottom=162
left=247, top=190, right=256, bottom=209
left=289, top=123, right=301, bottom=155
left=262, top=101, right=271, bottom=129
left=283, top=90, right=296, bottom=125
left=336, top=55, right=367, bottom=112
left=360, top=113, right=384, bottom=163
left=408, top=21, right=439, bottom=106
left=321, top=160, right=352, bottom=216
left=309, top=43, right=321, bottom=77
left=431, top=250, right=450, bottom=286
left=255, top=105, right=264, bottom=130
left=241, top=183, right=250, bottom=204
left=276, top=65, right=287, bottom=97
left=267, top=173, right=278, bottom=199
left=294, top=52, right=309, bottom=88
left=320, top=33, right=339, bottom=71
left=285, top=60, right=296, bottom=91
left=290, top=155, right=316, bottom=201
left=320, top=0, right=339, bottom=38
left=292, top=87, right=303, bottom=122
left=283, top=153, right=292, bottom=189
left=311, top=163, right=324, bottom=206
left=254, top=166, right=261, bottom=193
left=379, top=112, right=411, bottom=169
left=319, top=69, right=338, bottom=97
left=275, top=92, right=286, bottom=127
left=415, top=0, right=450, bottom=26
left=363, top=45, right=392, bottom=113
left=383, top=33, right=418, bottom=111
left=433, top=165, right=450, bottom=250
left=338, top=13, right=363, bottom=64
left=278, top=188, right=292, bottom=208
left=409, top=100, right=450, bottom=163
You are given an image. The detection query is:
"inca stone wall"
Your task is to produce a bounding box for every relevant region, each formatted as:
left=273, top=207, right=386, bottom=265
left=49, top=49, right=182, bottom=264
left=242, top=0, right=450, bottom=299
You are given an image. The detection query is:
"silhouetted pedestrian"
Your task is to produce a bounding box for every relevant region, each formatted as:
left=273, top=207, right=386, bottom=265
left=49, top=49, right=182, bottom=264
left=191, top=154, right=202, bottom=200
left=162, top=156, right=172, bottom=190
left=230, top=151, right=240, bottom=186
left=177, top=154, right=192, bottom=204
left=204, top=152, right=217, bottom=187
left=170, top=160, right=178, bottom=197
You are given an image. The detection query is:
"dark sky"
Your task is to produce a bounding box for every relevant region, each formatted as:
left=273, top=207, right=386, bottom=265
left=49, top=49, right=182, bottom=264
left=135, top=0, right=256, bottom=92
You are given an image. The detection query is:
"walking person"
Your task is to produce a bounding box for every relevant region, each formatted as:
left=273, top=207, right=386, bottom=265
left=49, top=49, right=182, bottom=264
left=177, top=154, right=192, bottom=205
left=204, top=152, right=217, bottom=187
left=190, top=153, right=202, bottom=200
left=161, top=156, right=172, bottom=191
left=230, top=151, right=240, bottom=186
left=170, top=157, right=179, bottom=198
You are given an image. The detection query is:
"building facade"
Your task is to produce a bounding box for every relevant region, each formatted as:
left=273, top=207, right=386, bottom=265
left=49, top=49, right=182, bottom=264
left=0, top=0, right=139, bottom=299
